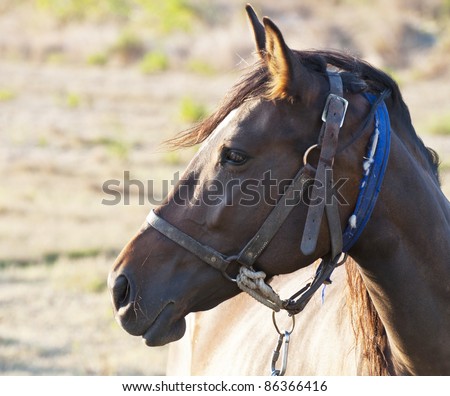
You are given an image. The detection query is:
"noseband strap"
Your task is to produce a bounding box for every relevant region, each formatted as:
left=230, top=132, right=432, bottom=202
left=146, top=210, right=233, bottom=275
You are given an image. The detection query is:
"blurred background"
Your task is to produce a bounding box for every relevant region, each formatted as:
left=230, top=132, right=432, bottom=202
left=0, top=0, right=449, bottom=375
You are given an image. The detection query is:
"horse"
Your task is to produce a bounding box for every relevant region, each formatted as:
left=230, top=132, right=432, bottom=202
left=108, top=5, right=450, bottom=375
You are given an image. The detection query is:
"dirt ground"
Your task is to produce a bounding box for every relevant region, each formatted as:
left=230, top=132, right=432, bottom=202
left=0, top=1, right=449, bottom=375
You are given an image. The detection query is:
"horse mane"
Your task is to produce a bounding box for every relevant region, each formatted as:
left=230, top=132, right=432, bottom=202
left=346, top=258, right=390, bottom=375
left=167, top=49, right=440, bottom=182
left=166, top=49, right=441, bottom=375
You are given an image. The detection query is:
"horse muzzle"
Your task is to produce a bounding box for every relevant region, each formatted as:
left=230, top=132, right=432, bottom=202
left=108, top=269, right=187, bottom=346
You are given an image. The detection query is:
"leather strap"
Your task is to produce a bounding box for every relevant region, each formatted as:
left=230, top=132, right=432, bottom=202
left=300, top=72, right=348, bottom=257
left=325, top=190, right=343, bottom=260
left=147, top=210, right=232, bottom=274
left=236, top=164, right=315, bottom=267
left=283, top=255, right=340, bottom=314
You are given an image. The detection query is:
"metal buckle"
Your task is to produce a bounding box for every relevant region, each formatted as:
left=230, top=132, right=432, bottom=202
left=321, top=93, right=349, bottom=128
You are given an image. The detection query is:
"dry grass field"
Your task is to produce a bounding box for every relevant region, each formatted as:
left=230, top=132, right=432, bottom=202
left=0, top=0, right=449, bottom=375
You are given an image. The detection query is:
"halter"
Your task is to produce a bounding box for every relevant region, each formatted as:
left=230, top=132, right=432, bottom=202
left=146, top=71, right=391, bottom=316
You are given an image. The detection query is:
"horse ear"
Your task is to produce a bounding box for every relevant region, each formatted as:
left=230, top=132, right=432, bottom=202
left=245, top=4, right=266, bottom=59
left=262, top=17, right=312, bottom=101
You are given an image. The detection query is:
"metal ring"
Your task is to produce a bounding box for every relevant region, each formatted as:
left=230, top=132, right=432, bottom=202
left=221, top=269, right=237, bottom=283
left=303, top=144, right=318, bottom=166
left=272, top=310, right=295, bottom=335
left=337, top=252, right=348, bottom=266
left=221, top=255, right=240, bottom=283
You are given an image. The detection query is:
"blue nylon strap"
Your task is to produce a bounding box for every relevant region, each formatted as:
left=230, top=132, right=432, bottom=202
left=341, top=94, right=391, bottom=252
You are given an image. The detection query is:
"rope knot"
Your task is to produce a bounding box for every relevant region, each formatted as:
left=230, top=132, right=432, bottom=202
left=236, top=266, right=283, bottom=311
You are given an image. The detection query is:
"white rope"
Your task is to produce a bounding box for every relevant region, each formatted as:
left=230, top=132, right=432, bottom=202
left=236, top=266, right=284, bottom=312
left=363, top=124, right=380, bottom=175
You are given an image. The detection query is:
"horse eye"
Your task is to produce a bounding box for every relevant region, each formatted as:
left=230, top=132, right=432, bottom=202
left=222, top=149, right=248, bottom=165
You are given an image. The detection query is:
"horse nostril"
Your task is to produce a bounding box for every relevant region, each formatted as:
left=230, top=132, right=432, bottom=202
left=112, top=274, right=132, bottom=311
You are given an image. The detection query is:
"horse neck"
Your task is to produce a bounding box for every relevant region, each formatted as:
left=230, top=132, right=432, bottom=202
left=350, top=116, right=450, bottom=375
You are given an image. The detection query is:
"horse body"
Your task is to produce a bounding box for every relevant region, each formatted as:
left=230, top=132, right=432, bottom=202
left=167, top=266, right=361, bottom=376
left=108, top=5, right=450, bottom=375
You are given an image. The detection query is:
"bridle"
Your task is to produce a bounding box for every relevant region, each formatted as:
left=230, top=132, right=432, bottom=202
left=146, top=70, right=391, bottom=315
left=146, top=70, right=391, bottom=376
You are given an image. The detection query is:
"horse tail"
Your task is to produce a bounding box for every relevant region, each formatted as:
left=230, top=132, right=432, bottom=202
left=346, top=258, right=390, bottom=375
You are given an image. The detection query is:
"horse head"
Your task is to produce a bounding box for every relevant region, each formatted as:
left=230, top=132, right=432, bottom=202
left=108, top=5, right=377, bottom=347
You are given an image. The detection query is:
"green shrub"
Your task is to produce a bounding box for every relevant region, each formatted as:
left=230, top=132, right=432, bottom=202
left=110, top=30, right=145, bottom=62
left=65, top=92, right=81, bottom=108
left=67, top=248, right=101, bottom=260
left=139, top=51, right=169, bottom=74
left=35, top=0, right=199, bottom=32
left=137, top=0, right=197, bottom=33
left=94, top=136, right=130, bottom=160
left=35, top=0, right=132, bottom=21
left=187, top=59, right=216, bottom=75
left=0, top=89, right=16, bottom=101
left=179, top=96, right=207, bottom=122
left=87, top=52, right=109, bottom=66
